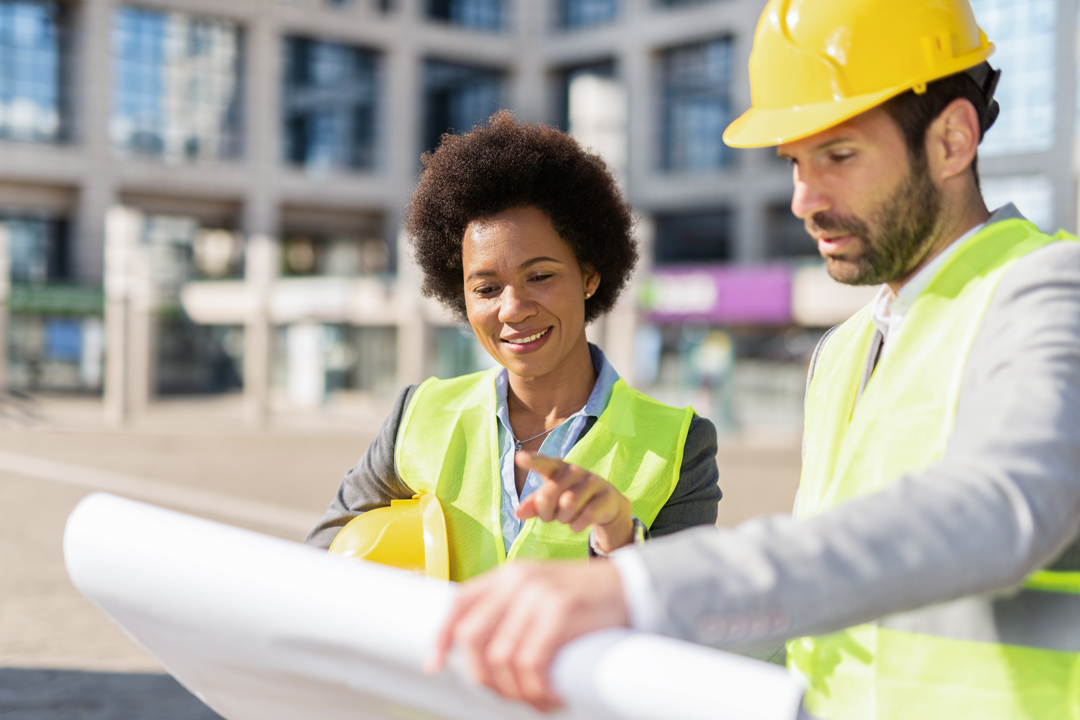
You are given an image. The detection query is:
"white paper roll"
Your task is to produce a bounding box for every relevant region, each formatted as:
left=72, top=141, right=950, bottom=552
left=64, top=493, right=805, bottom=720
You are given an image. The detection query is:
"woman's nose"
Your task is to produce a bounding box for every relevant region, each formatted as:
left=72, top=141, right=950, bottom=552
left=498, top=284, right=536, bottom=324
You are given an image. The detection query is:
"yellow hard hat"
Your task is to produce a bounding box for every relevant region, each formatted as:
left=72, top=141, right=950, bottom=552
left=724, top=0, right=995, bottom=148
left=328, top=494, right=449, bottom=581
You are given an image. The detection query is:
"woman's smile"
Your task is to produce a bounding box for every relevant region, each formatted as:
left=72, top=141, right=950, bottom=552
left=501, top=326, right=553, bottom=353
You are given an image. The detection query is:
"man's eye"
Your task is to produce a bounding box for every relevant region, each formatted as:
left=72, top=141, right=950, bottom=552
left=829, top=152, right=854, bottom=163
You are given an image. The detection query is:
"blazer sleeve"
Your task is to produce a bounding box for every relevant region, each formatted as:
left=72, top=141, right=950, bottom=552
left=303, top=385, right=418, bottom=548
left=648, top=414, right=721, bottom=537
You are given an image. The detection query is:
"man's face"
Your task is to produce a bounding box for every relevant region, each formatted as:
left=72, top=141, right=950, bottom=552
left=778, top=107, right=943, bottom=286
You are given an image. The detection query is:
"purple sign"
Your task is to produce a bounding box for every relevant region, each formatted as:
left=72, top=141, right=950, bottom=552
left=642, top=265, right=792, bottom=325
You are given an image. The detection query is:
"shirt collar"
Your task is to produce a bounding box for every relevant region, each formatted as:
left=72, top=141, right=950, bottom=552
left=494, top=342, right=620, bottom=427
left=871, top=203, right=1025, bottom=332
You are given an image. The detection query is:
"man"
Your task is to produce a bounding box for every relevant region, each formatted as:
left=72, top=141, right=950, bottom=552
left=428, top=0, right=1080, bottom=717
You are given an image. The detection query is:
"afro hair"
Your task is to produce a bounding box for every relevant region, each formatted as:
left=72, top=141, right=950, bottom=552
left=404, top=110, right=638, bottom=324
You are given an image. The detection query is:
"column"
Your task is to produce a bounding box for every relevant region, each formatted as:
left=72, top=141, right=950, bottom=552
left=395, top=228, right=430, bottom=386
left=241, top=13, right=280, bottom=427
left=102, top=206, right=140, bottom=426
left=243, top=233, right=278, bottom=425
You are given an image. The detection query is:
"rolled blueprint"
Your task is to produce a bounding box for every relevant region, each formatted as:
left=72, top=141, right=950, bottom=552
left=64, top=493, right=805, bottom=720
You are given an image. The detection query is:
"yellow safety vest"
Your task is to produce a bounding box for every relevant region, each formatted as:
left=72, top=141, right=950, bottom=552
left=792, top=219, right=1080, bottom=719
left=395, top=369, right=694, bottom=582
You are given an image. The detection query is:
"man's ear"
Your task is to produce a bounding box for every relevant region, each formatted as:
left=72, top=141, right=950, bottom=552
left=926, top=97, right=980, bottom=182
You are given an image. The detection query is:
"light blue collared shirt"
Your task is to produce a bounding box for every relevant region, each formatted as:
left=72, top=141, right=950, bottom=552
left=494, top=343, right=619, bottom=554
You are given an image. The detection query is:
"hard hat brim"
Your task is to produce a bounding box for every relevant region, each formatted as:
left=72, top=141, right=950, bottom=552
left=723, top=85, right=908, bottom=149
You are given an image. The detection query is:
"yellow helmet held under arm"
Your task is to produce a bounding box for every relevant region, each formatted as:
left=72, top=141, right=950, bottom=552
left=723, top=0, right=995, bottom=148
left=328, top=494, right=450, bottom=581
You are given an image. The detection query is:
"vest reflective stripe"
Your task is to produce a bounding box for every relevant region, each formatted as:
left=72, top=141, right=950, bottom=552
left=395, top=369, right=693, bottom=582
left=793, top=219, right=1080, bottom=719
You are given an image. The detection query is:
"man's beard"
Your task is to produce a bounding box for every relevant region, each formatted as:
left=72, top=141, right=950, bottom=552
left=810, top=159, right=943, bottom=286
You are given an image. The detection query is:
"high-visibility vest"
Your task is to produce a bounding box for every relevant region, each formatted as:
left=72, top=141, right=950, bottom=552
left=793, top=218, right=1080, bottom=719
left=395, top=369, right=694, bottom=581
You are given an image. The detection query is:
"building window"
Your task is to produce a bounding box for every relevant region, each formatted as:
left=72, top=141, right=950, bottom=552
left=0, top=213, right=68, bottom=282
left=557, top=61, right=615, bottom=129
left=0, top=0, right=66, bottom=143
left=427, top=0, right=503, bottom=30
left=557, top=62, right=627, bottom=176
left=112, top=7, right=243, bottom=161
left=559, top=0, right=617, bottom=29
left=282, top=233, right=388, bottom=276
left=661, top=38, right=732, bottom=172
left=654, top=209, right=732, bottom=264
left=766, top=204, right=814, bottom=259
left=980, top=175, right=1054, bottom=231
left=971, top=0, right=1055, bottom=156
left=423, top=60, right=502, bottom=153
left=283, top=37, right=379, bottom=171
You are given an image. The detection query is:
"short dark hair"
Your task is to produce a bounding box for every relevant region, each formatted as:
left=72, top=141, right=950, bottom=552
left=881, top=70, right=994, bottom=184
left=404, top=110, right=637, bottom=324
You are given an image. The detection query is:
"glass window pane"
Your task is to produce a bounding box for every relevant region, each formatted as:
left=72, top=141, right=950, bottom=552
left=423, top=60, right=502, bottom=153
left=427, top=0, right=503, bottom=31
left=560, top=0, right=617, bottom=29
left=971, top=0, right=1055, bottom=156
left=282, top=36, right=380, bottom=171
left=0, top=213, right=68, bottom=283
left=0, top=0, right=65, bottom=143
left=980, top=175, right=1054, bottom=230
left=654, top=210, right=732, bottom=263
left=111, top=6, right=243, bottom=161
left=661, top=38, right=732, bottom=171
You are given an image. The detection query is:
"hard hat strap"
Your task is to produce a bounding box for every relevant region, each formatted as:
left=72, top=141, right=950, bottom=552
left=964, top=62, right=1002, bottom=136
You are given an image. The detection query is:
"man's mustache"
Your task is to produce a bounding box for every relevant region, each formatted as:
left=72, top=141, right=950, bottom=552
left=806, top=211, right=869, bottom=239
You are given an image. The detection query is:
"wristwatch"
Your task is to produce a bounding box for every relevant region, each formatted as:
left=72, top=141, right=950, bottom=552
left=588, top=516, right=648, bottom=557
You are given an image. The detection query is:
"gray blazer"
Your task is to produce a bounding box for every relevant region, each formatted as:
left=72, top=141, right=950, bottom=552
left=629, top=219, right=1080, bottom=652
left=305, top=385, right=721, bottom=549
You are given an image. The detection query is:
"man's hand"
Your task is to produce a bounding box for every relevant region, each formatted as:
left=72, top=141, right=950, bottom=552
left=514, top=452, right=634, bottom=553
left=426, top=560, right=631, bottom=712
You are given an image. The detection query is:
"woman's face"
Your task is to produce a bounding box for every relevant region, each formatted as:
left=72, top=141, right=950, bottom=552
left=462, top=206, right=600, bottom=380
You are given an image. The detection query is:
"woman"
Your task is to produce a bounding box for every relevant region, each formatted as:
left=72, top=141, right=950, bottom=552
left=305, top=112, right=720, bottom=580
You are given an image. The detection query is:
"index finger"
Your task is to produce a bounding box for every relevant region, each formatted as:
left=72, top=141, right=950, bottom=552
left=515, top=452, right=575, bottom=486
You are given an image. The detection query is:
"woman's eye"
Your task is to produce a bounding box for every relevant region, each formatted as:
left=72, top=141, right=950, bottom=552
left=530, top=273, right=553, bottom=282
left=474, top=285, right=498, bottom=296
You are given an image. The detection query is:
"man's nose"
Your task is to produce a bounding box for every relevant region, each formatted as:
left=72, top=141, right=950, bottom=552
left=498, top=284, right=536, bottom=324
left=791, top=169, right=831, bottom=221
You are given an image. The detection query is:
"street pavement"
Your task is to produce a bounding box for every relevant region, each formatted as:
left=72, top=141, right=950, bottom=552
left=0, top=393, right=800, bottom=719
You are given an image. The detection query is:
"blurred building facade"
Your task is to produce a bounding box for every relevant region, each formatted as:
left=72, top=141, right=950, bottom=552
left=0, top=0, right=1073, bottom=432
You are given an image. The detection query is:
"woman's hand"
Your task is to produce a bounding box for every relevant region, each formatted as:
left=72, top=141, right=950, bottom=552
left=514, top=452, right=635, bottom=553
